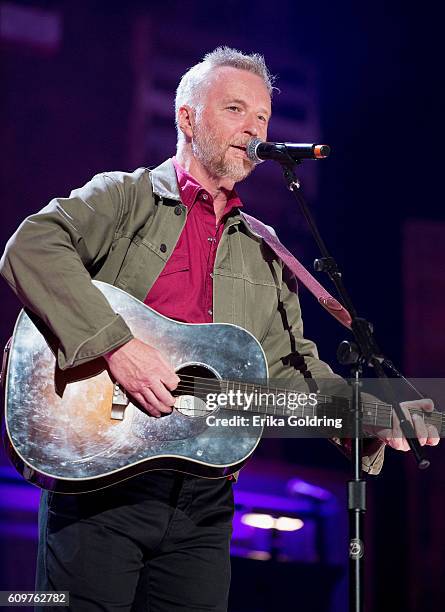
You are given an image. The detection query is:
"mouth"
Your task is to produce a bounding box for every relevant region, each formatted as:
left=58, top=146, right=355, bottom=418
left=229, top=145, right=250, bottom=162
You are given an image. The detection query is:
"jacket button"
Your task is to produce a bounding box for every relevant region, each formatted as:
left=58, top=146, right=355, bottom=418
left=160, top=243, right=167, bottom=253
left=174, top=205, right=182, bottom=215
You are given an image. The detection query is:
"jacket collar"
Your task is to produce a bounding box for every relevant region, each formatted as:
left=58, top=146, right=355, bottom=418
left=148, top=158, right=258, bottom=234
left=149, top=158, right=182, bottom=201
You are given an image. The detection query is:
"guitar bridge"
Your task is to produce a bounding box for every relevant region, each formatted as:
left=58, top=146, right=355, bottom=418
left=111, top=382, right=129, bottom=420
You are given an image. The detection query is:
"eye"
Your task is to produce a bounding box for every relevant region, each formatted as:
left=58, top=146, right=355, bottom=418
left=258, top=115, right=268, bottom=123
left=227, top=105, right=241, bottom=112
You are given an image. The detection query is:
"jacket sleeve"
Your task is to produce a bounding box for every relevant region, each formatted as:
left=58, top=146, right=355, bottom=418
left=0, top=173, right=134, bottom=370
left=262, top=265, right=385, bottom=475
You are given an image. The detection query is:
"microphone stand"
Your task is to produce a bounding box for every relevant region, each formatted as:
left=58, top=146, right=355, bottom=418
left=277, top=158, right=430, bottom=612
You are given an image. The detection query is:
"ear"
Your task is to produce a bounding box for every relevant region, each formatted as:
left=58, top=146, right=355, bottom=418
left=177, top=105, right=195, bottom=141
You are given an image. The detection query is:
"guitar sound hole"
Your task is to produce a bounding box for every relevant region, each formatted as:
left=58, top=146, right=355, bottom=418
left=175, top=364, right=221, bottom=418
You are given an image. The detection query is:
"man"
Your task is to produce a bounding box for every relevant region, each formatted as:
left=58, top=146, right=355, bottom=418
left=0, top=47, right=439, bottom=611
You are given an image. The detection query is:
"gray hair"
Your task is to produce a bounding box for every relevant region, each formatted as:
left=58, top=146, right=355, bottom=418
left=175, top=46, right=275, bottom=142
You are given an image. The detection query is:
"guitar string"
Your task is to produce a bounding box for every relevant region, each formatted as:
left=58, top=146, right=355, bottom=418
left=175, top=384, right=439, bottom=419
left=174, top=375, right=438, bottom=420
left=112, top=373, right=441, bottom=427
left=175, top=373, right=392, bottom=409
left=175, top=375, right=438, bottom=414
left=148, top=379, right=442, bottom=429
left=167, top=396, right=442, bottom=435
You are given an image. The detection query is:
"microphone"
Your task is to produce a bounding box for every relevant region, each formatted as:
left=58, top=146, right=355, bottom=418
left=246, top=138, right=331, bottom=164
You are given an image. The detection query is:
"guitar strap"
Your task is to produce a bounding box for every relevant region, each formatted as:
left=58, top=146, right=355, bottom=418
left=240, top=211, right=352, bottom=329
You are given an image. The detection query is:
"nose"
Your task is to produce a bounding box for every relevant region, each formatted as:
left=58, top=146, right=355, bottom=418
left=242, top=111, right=267, bottom=141
left=242, top=112, right=261, bottom=138
left=243, top=122, right=258, bottom=139
left=244, top=125, right=258, bottom=138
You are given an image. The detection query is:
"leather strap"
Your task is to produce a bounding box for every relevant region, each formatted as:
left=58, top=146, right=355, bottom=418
left=240, top=212, right=352, bottom=329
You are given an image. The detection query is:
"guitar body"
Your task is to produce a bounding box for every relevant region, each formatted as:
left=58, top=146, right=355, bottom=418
left=3, top=282, right=268, bottom=492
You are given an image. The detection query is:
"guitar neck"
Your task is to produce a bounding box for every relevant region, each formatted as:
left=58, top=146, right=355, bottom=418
left=183, top=377, right=444, bottom=434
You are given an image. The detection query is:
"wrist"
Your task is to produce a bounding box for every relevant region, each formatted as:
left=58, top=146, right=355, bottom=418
left=103, top=338, right=133, bottom=363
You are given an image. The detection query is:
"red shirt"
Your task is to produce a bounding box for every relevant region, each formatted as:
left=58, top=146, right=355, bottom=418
left=144, top=158, right=242, bottom=323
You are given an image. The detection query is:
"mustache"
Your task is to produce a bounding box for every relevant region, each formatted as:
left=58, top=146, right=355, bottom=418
left=229, top=140, right=250, bottom=149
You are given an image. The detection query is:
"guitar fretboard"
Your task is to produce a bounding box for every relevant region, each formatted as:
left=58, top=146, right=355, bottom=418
left=176, top=375, right=444, bottom=435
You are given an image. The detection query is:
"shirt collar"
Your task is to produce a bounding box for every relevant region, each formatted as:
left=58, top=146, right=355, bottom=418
left=172, top=157, right=243, bottom=216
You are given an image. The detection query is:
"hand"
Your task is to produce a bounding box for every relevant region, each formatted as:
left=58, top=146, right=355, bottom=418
left=104, top=338, right=180, bottom=417
left=376, top=398, right=440, bottom=451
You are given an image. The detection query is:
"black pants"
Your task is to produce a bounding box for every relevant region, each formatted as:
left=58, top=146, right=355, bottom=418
left=36, top=471, right=234, bottom=612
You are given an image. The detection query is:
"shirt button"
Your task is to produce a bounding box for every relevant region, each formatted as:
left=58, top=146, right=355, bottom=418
left=202, top=193, right=209, bottom=201
left=174, top=205, right=182, bottom=215
left=208, top=309, right=213, bottom=316
left=160, top=243, right=167, bottom=253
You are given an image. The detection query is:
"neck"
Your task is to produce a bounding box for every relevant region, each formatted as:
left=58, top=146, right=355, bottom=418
left=176, top=144, right=234, bottom=223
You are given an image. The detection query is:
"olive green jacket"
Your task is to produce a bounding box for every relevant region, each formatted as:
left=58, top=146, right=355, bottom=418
left=0, top=158, right=385, bottom=474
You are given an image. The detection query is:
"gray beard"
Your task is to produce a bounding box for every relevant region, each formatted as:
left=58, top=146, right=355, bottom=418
left=192, top=126, right=255, bottom=183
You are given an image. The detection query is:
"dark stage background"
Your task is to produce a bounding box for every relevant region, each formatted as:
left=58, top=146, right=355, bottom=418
left=1, top=1, right=445, bottom=611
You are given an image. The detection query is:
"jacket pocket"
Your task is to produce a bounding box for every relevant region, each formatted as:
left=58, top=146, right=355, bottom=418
left=158, top=254, right=189, bottom=276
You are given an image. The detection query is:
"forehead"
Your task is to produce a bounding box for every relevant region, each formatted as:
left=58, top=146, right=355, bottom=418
left=204, top=66, right=271, bottom=111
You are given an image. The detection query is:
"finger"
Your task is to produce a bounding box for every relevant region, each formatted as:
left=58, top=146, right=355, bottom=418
left=401, top=398, right=434, bottom=412
left=394, top=438, right=410, bottom=451
left=390, top=409, right=404, bottom=450
left=155, top=354, right=180, bottom=388
left=150, top=382, right=176, bottom=409
left=399, top=405, right=419, bottom=450
left=419, top=398, right=434, bottom=412
left=133, top=391, right=162, bottom=418
left=422, top=398, right=434, bottom=412
left=391, top=405, right=414, bottom=451
left=412, top=412, right=428, bottom=446
left=383, top=425, right=409, bottom=451
left=426, top=424, right=440, bottom=446
left=386, top=437, right=410, bottom=451
left=143, top=385, right=174, bottom=414
left=161, top=371, right=181, bottom=391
